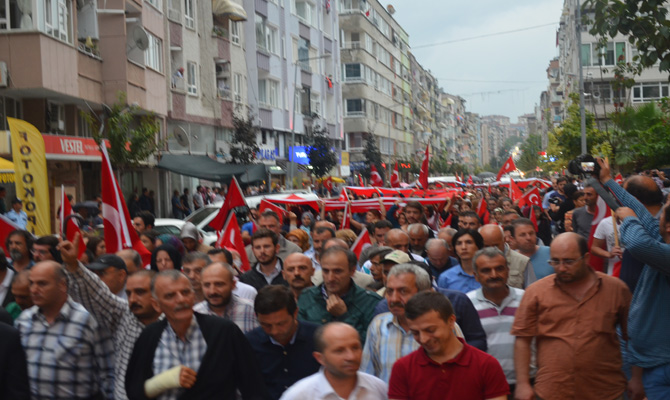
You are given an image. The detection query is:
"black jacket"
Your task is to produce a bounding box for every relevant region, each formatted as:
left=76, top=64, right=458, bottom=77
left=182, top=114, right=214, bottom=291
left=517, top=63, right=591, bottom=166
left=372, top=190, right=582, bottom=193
left=239, top=259, right=288, bottom=291
left=125, top=312, right=269, bottom=400
left=0, top=322, right=30, bottom=399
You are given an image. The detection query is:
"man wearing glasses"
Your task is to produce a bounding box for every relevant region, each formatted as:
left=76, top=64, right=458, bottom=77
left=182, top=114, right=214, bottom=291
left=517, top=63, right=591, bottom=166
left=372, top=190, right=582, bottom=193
left=510, top=232, right=632, bottom=400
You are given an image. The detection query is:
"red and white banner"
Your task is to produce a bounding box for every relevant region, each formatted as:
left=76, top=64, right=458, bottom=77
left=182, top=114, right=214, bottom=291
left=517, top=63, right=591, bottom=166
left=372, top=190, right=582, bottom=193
left=100, top=145, right=151, bottom=265
left=259, top=199, right=288, bottom=219
left=390, top=162, right=400, bottom=188
left=265, top=194, right=320, bottom=213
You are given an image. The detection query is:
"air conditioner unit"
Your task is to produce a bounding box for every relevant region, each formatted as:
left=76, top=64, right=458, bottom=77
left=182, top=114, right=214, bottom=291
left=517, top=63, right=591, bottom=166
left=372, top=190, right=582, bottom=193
left=215, top=62, right=230, bottom=78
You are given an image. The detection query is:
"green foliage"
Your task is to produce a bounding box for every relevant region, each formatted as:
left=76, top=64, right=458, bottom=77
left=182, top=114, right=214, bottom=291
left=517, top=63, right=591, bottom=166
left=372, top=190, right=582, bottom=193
left=516, top=134, right=543, bottom=173
left=307, top=125, right=337, bottom=179
left=584, top=0, right=670, bottom=76
left=362, top=135, right=385, bottom=184
left=83, top=92, right=160, bottom=168
left=610, top=101, right=670, bottom=169
left=230, top=111, right=260, bottom=164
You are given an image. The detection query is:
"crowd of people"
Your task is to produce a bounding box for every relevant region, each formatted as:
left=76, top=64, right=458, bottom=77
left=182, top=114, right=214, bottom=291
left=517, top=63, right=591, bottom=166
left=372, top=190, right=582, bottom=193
left=0, top=159, right=669, bottom=399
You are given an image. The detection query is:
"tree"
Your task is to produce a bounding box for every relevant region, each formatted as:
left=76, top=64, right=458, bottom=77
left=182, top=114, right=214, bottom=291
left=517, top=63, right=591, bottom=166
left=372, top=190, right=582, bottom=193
left=306, top=125, right=337, bottom=179
left=82, top=92, right=160, bottom=168
left=361, top=135, right=385, bottom=184
left=516, top=134, right=543, bottom=174
left=230, top=111, right=260, bottom=164
left=584, top=1, right=670, bottom=74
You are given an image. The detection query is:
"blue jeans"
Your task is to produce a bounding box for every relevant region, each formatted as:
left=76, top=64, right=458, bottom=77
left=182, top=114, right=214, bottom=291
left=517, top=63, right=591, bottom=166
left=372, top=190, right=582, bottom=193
left=643, top=363, right=670, bottom=400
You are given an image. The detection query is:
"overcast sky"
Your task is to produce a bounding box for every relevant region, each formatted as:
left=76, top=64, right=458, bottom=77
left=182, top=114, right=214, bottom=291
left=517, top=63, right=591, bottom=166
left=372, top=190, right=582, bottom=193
left=383, top=0, right=564, bottom=123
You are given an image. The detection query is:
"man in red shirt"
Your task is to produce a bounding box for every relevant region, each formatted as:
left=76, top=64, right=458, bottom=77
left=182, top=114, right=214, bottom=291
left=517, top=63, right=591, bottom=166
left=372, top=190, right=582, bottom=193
left=388, top=291, right=509, bottom=400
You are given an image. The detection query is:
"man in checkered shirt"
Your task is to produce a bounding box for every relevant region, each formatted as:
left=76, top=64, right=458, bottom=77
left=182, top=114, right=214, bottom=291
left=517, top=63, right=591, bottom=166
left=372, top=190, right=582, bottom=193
left=14, top=260, right=114, bottom=400
left=59, top=237, right=162, bottom=400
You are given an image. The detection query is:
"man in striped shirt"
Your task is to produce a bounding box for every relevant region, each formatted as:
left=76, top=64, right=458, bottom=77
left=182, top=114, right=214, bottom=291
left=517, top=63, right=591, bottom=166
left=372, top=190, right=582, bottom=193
left=467, top=247, right=527, bottom=391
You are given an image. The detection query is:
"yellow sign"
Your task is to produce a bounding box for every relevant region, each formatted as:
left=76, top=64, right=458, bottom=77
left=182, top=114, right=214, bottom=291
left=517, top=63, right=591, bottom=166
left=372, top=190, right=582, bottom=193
left=341, top=151, right=349, bottom=166
left=8, top=118, right=51, bottom=236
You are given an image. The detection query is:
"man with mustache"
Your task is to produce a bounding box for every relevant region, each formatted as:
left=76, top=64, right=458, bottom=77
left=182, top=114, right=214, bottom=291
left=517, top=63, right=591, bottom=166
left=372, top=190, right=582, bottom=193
left=125, top=270, right=267, bottom=399
left=467, top=247, right=530, bottom=393
left=280, top=322, right=387, bottom=399
left=240, top=229, right=289, bottom=291
left=193, top=262, right=259, bottom=333
left=282, top=253, right=314, bottom=301
left=60, top=235, right=161, bottom=400
left=6, top=230, right=34, bottom=272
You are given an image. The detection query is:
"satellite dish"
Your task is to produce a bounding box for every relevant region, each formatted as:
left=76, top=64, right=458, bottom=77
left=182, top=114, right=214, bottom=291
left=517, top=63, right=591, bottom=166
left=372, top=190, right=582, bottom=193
left=174, top=126, right=190, bottom=147
left=593, top=91, right=601, bottom=99
left=128, top=26, right=149, bottom=52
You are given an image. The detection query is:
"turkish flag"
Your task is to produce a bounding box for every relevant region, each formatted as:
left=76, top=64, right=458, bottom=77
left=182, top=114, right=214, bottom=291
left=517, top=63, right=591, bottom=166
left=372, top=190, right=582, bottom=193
left=419, top=145, right=430, bottom=189
left=259, top=199, right=288, bottom=219
left=614, top=173, right=624, bottom=185
left=350, top=228, right=372, bottom=258
left=529, top=206, right=539, bottom=231
left=391, top=162, right=400, bottom=188
left=467, top=175, right=473, bottom=185
left=370, top=165, right=384, bottom=187
left=509, top=178, right=523, bottom=202
left=475, top=197, right=490, bottom=224
left=60, top=185, right=85, bottom=259
left=323, top=176, right=333, bottom=192
left=338, top=187, right=350, bottom=201
left=100, top=145, right=151, bottom=266
left=440, top=213, right=453, bottom=229
left=496, top=156, right=517, bottom=181
left=0, top=214, right=21, bottom=254
left=518, top=187, right=542, bottom=209
left=587, top=197, right=611, bottom=273
left=216, top=212, right=251, bottom=272
left=341, top=203, right=351, bottom=229
left=209, top=176, right=246, bottom=231
left=359, top=174, right=364, bottom=187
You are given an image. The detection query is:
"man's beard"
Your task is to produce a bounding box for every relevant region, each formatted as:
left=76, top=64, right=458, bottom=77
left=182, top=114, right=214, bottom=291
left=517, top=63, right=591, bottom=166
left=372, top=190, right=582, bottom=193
left=10, top=249, right=23, bottom=262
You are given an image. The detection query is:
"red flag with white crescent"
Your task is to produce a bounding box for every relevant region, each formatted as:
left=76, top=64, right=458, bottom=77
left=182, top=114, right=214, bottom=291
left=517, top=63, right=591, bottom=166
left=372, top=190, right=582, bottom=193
left=350, top=228, right=372, bottom=258
left=475, top=197, right=489, bottom=224
left=370, top=165, right=384, bottom=187
left=60, top=186, right=86, bottom=259
left=614, top=173, right=624, bottom=185
left=419, top=145, right=430, bottom=189
left=341, top=203, right=351, bottom=229
left=323, top=176, right=333, bottom=192
left=209, top=176, right=246, bottom=231
left=467, top=175, right=473, bottom=185
left=100, top=145, right=151, bottom=266
left=259, top=199, right=288, bottom=219
left=519, top=187, right=542, bottom=209
left=529, top=206, right=539, bottom=231
left=391, top=162, right=400, bottom=188
left=496, top=155, right=517, bottom=181
left=509, top=178, right=523, bottom=202
left=359, top=174, right=364, bottom=187
left=338, top=188, right=349, bottom=201
left=216, top=212, right=251, bottom=272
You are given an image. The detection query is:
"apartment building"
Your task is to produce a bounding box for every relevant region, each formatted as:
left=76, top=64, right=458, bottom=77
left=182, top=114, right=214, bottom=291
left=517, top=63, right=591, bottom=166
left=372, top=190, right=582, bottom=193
left=339, top=0, right=411, bottom=174
left=240, top=0, right=343, bottom=187
left=557, top=0, right=670, bottom=127
left=0, top=0, right=168, bottom=223
left=408, top=52, right=441, bottom=155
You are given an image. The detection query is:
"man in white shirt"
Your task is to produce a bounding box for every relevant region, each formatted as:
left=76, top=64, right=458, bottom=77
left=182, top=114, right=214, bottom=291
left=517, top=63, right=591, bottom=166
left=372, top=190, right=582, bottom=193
left=280, top=322, right=388, bottom=400
left=591, top=217, right=623, bottom=275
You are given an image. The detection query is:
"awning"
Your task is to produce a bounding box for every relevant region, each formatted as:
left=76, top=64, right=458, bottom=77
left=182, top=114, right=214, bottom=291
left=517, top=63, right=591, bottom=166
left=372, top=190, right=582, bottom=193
left=0, top=157, right=14, bottom=183
left=157, top=154, right=267, bottom=183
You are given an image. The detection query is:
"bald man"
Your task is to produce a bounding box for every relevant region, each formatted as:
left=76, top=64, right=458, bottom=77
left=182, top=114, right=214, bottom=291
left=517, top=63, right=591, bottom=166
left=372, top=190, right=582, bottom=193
left=283, top=253, right=314, bottom=300
left=479, top=224, right=535, bottom=289
left=194, top=262, right=259, bottom=333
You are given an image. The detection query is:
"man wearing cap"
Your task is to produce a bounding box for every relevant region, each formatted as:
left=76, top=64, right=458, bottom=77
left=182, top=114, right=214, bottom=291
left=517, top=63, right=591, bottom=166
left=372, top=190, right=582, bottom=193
left=59, top=235, right=161, bottom=400
left=6, top=198, right=27, bottom=229
left=87, top=254, right=129, bottom=299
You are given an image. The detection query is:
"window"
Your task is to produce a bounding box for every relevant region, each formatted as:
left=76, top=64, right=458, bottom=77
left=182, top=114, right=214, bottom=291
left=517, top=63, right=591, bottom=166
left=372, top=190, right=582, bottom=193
left=343, top=63, right=363, bottom=81
left=345, top=99, right=365, bottom=116
left=47, top=102, right=65, bottom=133
left=146, top=0, right=161, bottom=10
left=310, top=93, right=321, bottom=116
left=184, top=0, right=195, bottom=29
left=168, top=0, right=181, bottom=20
left=233, top=73, right=242, bottom=102
left=187, top=61, right=198, bottom=95
left=259, top=79, right=281, bottom=108
left=582, top=42, right=626, bottom=67
left=145, top=32, right=163, bottom=72
left=300, top=87, right=310, bottom=115
left=230, top=21, right=240, bottom=45
left=266, top=25, right=278, bottom=54
left=580, top=44, right=591, bottom=67
left=298, top=38, right=310, bottom=70
left=255, top=15, right=266, bottom=51
left=632, top=82, right=670, bottom=103
left=39, top=0, right=72, bottom=42
left=295, top=0, right=315, bottom=26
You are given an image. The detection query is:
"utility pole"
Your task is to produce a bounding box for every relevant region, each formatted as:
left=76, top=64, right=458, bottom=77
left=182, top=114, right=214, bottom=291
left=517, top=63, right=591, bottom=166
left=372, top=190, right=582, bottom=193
left=575, top=0, right=587, bottom=154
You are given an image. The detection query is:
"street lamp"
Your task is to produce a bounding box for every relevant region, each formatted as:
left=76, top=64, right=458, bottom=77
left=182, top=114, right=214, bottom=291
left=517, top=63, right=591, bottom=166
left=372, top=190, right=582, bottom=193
left=287, top=53, right=331, bottom=190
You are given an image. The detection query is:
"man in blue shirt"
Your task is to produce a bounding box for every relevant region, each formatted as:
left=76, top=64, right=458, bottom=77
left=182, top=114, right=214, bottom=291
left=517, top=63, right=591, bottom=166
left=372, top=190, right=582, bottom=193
left=5, top=198, right=27, bottom=229
left=511, top=218, right=554, bottom=280
left=246, top=285, right=320, bottom=400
